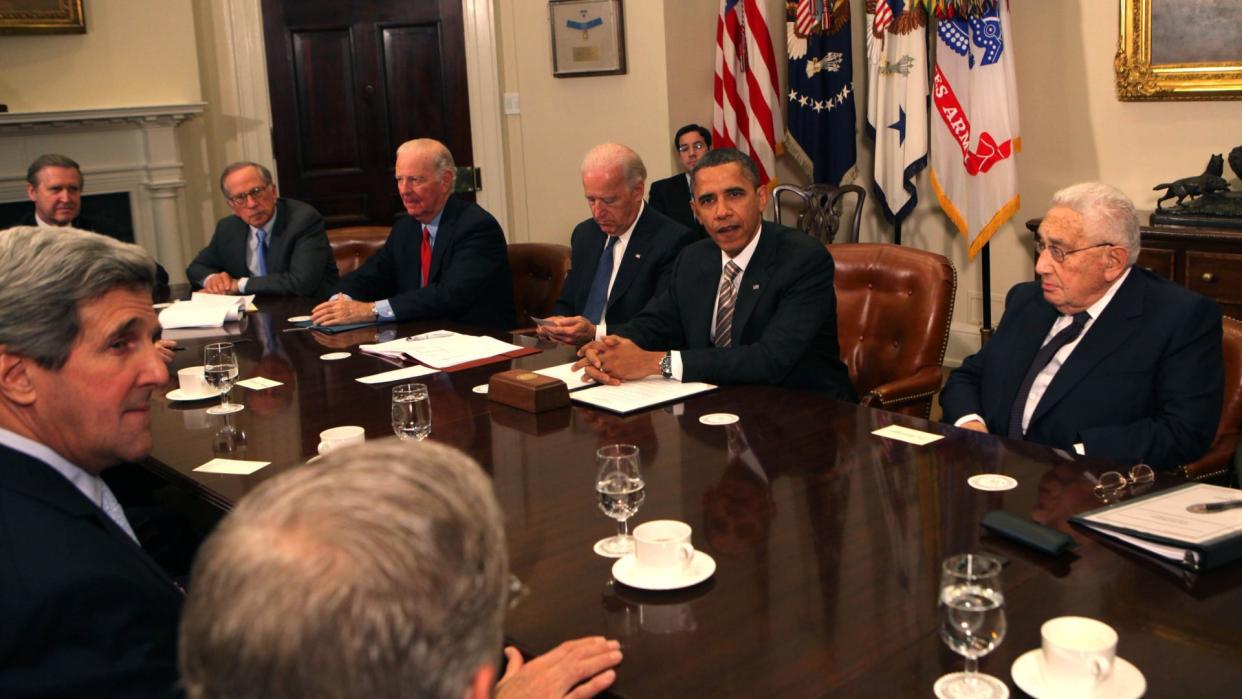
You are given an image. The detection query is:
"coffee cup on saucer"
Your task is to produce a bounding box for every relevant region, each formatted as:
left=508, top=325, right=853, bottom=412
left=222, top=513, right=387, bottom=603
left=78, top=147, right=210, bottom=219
left=318, top=425, right=365, bottom=455
left=633, top=520, right=696, bottom=576
left=1040, top=616, right=1117, bottom=695
left=177, top=366, right=217, bottom=399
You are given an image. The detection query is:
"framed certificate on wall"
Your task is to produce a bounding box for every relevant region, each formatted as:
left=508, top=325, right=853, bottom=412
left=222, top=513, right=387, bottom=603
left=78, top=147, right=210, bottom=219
left=549, top=0, right=626, bottom=78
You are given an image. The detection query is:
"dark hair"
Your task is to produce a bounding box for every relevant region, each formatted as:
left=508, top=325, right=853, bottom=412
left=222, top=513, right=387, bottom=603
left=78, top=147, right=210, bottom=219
left=690, top=148, right=760, bottom=189
left=26, top=153, right=82, bottom=187
left=674, top=124, right=711, bottom=150
left=219, top=162, right=274, bottom=196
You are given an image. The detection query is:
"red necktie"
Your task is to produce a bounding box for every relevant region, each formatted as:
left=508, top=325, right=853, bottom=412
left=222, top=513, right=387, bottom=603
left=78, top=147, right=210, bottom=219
left=421, top=226, right=432, bottom=288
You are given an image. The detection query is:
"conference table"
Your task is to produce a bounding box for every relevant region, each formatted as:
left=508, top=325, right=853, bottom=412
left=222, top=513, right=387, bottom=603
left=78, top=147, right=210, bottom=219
left=147, top=296, right=1242, bottom=698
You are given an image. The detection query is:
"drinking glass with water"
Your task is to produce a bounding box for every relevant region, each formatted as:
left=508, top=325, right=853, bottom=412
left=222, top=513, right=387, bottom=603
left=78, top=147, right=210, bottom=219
left=594, top=444, right=644, bottom=558
left=391, top=382, right=431, bottom=440
left=203, top=342, right=242, bottom=415
left=935, top=553, right=1007, bottom=699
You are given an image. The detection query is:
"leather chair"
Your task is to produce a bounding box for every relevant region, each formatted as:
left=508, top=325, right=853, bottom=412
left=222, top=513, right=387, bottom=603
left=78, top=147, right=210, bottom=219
left=326, top=226, right=390, bottom=276
left=508, top=242, right=571, bottom=330
left=829, top=243, right=956, bottom=418
left=772, top=183, right=867, bottom=244
left=1181, top=316, right=1242, bottom=481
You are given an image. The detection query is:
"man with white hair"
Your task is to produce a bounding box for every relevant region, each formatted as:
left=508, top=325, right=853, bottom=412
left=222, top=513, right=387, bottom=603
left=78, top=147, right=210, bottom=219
left=179, top=439, right=621, bottom=699
left=941, top=182, right=1223, bottom=470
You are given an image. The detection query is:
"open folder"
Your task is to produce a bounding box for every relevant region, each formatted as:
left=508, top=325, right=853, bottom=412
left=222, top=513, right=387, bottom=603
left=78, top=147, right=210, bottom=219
left=359, top=330, right=539, bottom=371
left=1070, top=482, right=1242, bottom=571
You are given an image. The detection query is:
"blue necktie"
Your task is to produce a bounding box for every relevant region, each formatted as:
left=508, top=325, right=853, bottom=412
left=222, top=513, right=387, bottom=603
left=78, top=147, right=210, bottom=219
left=1007, top=310, right=1091, bottom=439
left=582, top=236, right=619, bottom=324
left=255, top=229, right=268, bottom=276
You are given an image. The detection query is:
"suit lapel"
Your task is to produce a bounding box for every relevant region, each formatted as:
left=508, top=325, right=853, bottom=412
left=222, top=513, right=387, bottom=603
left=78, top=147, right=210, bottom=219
left=428, top=198, right=459, bottom=282
left=606, top=209, right=656, bottom=310
left=729, top=223, right=778, bottom=344
left=1002, top=299, right=1058, bottom=408
left=265, top=199, right=290, bottom=270
left=689, top=246, right=722, bottom=345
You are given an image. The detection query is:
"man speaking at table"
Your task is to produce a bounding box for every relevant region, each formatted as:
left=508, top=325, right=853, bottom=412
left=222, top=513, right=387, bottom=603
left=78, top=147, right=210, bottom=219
left=537, top=143, right=696, bottom=345
left=940, top=182, right=1223, bottom=470
left=0, top=227, right=182, bottom=697
left=575, top=149, right=855, bottom=401
left=311, top=139, right=514, bottom=331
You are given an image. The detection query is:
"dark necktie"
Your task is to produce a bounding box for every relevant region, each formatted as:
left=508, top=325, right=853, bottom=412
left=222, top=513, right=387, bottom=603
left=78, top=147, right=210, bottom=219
left=713, top=261, right=742, bottom=348
left=420, top=226, right=432, bottom=288
left=1007, top=310, right=1091, bottom=439
left=582, top=236, right=619, bottom=324
left=255, top=228, right=268, bottom=276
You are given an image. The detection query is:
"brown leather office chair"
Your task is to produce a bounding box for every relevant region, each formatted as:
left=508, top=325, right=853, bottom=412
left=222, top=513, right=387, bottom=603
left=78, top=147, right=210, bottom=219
left=1181, top=317, right=1242, bottom=481
left=508, top=242, right=571, bottom=330
left=772, top=183, right=867, bottom=244
left=829, top=243, right=956, bottom=418
left=326, top=226, right=390, bottom=276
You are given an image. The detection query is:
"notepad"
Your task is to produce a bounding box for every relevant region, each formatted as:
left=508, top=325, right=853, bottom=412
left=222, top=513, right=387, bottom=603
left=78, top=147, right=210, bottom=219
left=572, top=377, right=715, bottom=414
left=532, top=362, right=596, bottom=391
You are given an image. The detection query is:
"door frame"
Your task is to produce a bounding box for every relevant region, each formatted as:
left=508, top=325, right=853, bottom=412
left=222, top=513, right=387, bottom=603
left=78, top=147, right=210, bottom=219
left=221, top=0, right=510, bottom=235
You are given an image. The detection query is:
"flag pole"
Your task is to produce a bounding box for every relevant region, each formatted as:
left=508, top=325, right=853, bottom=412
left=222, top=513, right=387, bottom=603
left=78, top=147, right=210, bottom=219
left=980, top=242, right=994, bottom=346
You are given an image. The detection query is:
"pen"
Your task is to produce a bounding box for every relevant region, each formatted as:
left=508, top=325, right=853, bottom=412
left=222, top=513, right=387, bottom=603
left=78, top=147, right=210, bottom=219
left=1185, top=500, right=1242, bottom=513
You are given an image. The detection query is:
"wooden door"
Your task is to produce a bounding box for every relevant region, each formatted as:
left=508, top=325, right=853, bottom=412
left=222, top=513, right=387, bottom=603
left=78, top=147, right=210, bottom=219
left=261, top=0, right=473, bottom=227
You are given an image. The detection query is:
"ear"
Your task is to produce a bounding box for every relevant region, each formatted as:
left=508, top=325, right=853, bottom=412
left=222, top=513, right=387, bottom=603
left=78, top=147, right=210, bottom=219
left=1103, top=246, right=1129, bottom=282
left=26, top=183, right=37, bottom=203
left=756, top=181, right=771, bottom=211
left=464, top=663, right=495, bottom=699
left=0, top=350, right=39, bottom=407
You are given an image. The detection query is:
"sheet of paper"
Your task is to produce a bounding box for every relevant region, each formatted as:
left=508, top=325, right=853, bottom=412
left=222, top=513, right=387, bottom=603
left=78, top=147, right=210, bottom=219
left=236, top=376, right=283, bottom=390
left=158, top=302, right=232, bottom=329
left=531, top=316, right=555, bottom=327
left=194, top=458, right=269, bottom=475
left=533, top=362, right=595, bottom=391
left=1081, top=483, right=1242, bottom=545
left=355, top=364, right=440, bottom=384
left=572, top=377, right=715, bottom=413
left=871, top=424, right=945, bottom=446
left=398, top=331, right=523, bottom=368
left=359, top=330, right=458, bottom=359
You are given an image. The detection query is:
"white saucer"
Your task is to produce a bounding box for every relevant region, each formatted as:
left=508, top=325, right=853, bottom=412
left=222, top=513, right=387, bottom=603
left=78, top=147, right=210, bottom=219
left=1011, top=649, right=1146, bottom=699
left=612, top=552, right=716, bottom=591
left=166, top=388, right=220, bottom=402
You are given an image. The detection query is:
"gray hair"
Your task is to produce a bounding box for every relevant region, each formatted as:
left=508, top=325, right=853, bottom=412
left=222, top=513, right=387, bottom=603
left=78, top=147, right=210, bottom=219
left=397, top=139, right=457, bottom=184
left=218, top=161, right=274, bottom=197
left=26, top=153, right=83, bottom=187
left=1048, top=182, right=1141, bottom=263
left=0, top=226, right=155, bottom=369
left=179, top=439, right=508, bottom=699
left=691, top=148, right=761, bottom=189
left=581, top=143, right=647, bottom=189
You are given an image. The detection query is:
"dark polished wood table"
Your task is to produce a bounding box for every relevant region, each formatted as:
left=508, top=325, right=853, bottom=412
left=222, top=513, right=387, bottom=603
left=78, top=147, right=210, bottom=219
left=148, top=297, right=1242, bottom=698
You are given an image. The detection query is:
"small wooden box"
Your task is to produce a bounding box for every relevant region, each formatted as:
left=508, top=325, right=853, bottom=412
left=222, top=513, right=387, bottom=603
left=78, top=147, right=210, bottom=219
left=488, top=369, right=571, bottom=413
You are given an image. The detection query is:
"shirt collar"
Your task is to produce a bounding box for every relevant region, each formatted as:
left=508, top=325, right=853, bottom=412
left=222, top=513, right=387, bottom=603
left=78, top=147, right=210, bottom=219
left=421, top=209, right=446, bottom=246
left=0, top=426, right=102, bottom=506
left=720, top=221, right=763, bottom=272
left=249, top=208, right=277, bottom=236
left=34, top=213, right=63, bottom=228
left=613, top=201, right=644, bottom=245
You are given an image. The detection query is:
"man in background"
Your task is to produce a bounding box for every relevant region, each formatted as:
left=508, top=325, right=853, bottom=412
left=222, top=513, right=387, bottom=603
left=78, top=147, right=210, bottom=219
left=647, top=124, right=711, bottom=238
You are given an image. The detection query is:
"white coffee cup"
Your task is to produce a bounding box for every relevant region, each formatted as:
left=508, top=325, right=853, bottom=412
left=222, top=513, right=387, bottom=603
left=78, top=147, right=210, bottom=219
left=1039, top=616, right=1117, bottom=695
left=177, top=366, right=215, bottom=398
left=318, top=425, right=365, bottom=455
left=633, top=520, right=695, bottom=575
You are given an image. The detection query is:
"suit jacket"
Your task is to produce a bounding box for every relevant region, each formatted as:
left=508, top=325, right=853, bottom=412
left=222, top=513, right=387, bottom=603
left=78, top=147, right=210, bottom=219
left=939, top=268, right=1223, bottom=470
left=0, top=445, right=183, bottom=698
left=13, top=211, right=171, bottom=292
left=648, top=173, right=708, bottom=239
left=617, top=222, right=855, bottom=400
left=186, top=198, right=337, bottom=298
left=335, top=196, right=515, bottom=331
left=553, top=205, right=696, bottom=327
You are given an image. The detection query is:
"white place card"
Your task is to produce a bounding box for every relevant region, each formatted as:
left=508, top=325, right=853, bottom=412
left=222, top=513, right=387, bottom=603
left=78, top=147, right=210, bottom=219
left=871, top=424, right=945, bottom=446
left=236, top=376, right=284, bottom=390
left=355, top=364, right=439, bottom=384
left=194, top=458, right=270, bottom=475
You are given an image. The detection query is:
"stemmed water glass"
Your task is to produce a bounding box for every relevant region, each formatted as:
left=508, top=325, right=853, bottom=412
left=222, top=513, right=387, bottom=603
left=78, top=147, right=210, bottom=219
left=391, top=382, right=432, bottom=440
left=203, top=342, right=242, bottom=415
left=594, top=444, right=645, bottom=558
left=935, top=553, right=1008, bottom=699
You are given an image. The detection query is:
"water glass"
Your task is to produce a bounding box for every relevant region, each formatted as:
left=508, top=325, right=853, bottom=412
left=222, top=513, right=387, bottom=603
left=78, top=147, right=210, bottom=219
left=204, top=342, right=242, bottom=415
left=934, top=553, right=1007, bottom=699
left=594, top=444, right=645, bottom=558
left=391, top=382, right=431, bottom=440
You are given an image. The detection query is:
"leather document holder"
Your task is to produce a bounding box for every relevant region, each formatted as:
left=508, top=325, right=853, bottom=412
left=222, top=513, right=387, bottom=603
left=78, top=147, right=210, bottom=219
left=981, top=510, right=1078, bottom=556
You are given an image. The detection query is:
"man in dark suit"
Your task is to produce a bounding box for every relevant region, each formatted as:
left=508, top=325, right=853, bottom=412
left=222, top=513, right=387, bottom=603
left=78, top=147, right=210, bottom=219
left=311, top=139, right=514, bottom=331
left=538, top=143, right=696, bottom=345
left=647, top=124, right=711, bottom=239
left=940, top=182, right=1223, bottom=470
left=19, top=153, right=171, bottom=294
left=187, top=162, right=337, bottom=298
left=0, top=226, right=183, bottom=698
left=575, top=149, right=855, bottom=400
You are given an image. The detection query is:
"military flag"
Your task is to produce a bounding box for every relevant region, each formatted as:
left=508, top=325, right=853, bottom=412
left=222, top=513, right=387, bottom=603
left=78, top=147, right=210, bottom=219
left=714, top=0, right=783, bottom=184
left=785, top=0, right=856, bottom=186
left=929, top=0, right=1020, bottom=259
left=865, top=0, right=929, bottom=225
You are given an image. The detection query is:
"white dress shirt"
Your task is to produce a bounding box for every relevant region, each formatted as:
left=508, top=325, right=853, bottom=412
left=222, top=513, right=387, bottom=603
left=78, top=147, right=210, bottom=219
left=593, top=202, right=641, bottom=339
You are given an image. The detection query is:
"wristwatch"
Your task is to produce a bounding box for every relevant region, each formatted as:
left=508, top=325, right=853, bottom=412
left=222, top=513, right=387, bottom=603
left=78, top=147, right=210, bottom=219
left=370, top=303, right=380, bottom=320
left=659, top=351, right=673, bottom=378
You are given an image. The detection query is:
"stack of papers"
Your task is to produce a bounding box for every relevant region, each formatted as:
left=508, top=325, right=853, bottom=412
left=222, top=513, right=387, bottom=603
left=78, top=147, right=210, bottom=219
left=360, top=330, right=525, bottom=369
left=159, top=293, right=256, bottom=329
left=572, top=376, right=715, bottom=414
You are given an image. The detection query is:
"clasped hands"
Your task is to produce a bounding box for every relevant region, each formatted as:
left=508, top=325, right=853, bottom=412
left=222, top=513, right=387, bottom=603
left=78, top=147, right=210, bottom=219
left=201, top=272, right=240, bottom=295
left=572, top=336, right=663, bottom=386
left=310, top=296, right=375, bottom=326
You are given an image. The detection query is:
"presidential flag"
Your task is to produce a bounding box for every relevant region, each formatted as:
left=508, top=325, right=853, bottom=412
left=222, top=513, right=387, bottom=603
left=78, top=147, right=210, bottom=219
left=929, top=0, right=1020, bottom=259
left=865, top=0, right=928, bottom=225
left=785, top=0, right=856, bottom=186
left=714, top=0, right=783, bottom=184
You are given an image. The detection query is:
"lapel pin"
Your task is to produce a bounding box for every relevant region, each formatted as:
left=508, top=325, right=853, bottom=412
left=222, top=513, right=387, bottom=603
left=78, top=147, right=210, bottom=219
left=752, top=284, right=760, bottom=290
left=634, top=253, right=642, bottom=259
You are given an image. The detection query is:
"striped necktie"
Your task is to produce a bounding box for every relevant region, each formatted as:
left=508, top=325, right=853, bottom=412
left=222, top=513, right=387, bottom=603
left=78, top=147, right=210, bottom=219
left=712, top=261, right=742, bottom=348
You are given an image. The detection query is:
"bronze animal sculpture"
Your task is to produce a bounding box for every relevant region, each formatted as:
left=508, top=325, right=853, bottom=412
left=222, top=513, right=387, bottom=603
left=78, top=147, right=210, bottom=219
left=1229, top=145, right=1242, bottom=183
left=1154, top=154, right=1230, bottom=210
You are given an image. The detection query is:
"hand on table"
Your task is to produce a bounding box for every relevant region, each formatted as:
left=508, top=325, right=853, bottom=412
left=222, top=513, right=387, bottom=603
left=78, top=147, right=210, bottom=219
left=311, top=297, right=375, bottom=326
left=201, top=272, right=239, bottom=295
left=494, top=637, right=622, bottom=699
left=536, top=316, right=597, bottom=346
left=573, top=336, right=663, bottom=386
left=959, top=420, right=988, bottom=433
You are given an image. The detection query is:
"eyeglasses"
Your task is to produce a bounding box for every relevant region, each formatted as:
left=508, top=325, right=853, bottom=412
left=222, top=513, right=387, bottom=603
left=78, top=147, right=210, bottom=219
left=1034, top=240, right=1115, bottom=263
left=226, top=185, right=270, bottom=206
left=1092, top=464, right=1154, bottom=498
left=677, top=142, right=708, bottom=153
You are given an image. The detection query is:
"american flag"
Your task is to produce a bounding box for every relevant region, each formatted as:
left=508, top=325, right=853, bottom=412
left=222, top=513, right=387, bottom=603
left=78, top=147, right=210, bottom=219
left=871, top=0, right=894, bottom=37
left=713, top=0, right=782, bottom=184
left=795, top=0, right=832, bottom=36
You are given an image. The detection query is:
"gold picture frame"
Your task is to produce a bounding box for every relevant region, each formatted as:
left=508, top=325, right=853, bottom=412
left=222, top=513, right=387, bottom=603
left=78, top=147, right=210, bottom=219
left=1116, top=0, right=1242, bottom=101
left=0, top=0, right=85, bottom=35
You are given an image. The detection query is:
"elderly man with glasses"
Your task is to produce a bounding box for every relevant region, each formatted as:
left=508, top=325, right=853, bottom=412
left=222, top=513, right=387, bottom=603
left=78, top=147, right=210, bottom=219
left=187, top=161, right=338, bottom=298
left=940, top=182, right=1223, bottom=470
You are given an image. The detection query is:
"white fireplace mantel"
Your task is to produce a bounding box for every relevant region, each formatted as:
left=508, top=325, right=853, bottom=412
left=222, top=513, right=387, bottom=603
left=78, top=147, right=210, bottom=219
left=0, top=103, right=206, bottom=282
